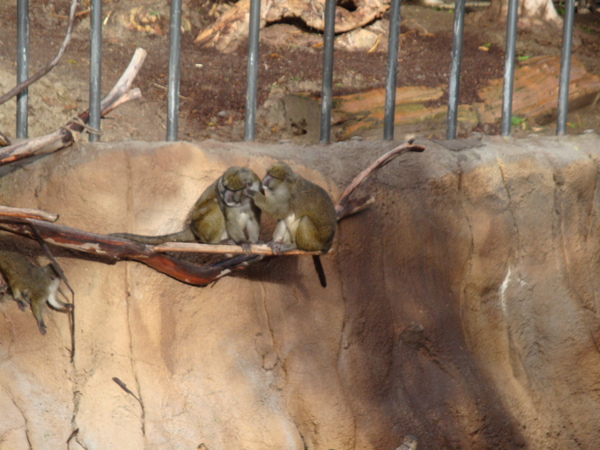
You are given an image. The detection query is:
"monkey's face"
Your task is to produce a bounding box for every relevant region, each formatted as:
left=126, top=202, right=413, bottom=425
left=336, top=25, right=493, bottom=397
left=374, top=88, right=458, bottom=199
left=219, top=167, right=261, bottom=207
left=262, top=173, right=281, bottom=193
left=262, top=163, right=293, bottom=193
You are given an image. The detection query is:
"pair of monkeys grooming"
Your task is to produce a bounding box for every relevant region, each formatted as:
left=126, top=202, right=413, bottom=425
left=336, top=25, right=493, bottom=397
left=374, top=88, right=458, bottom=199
left=114, top=162, right=337, bottom=287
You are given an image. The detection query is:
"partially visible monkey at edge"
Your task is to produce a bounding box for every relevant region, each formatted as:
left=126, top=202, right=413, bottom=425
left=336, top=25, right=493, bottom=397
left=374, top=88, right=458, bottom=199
left=112, top=166, right=263, bottom=252
left=0, top=250, right=72, bottom=335
left=244, top=162, right=337, bottom=287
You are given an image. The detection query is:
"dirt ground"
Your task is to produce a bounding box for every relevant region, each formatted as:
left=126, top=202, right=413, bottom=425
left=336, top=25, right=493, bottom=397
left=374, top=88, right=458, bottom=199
left=0, top=0, right=599, bottom=144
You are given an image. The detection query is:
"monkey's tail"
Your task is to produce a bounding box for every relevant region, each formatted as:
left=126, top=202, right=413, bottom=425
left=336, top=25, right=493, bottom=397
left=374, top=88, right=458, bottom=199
left=312, top=255, right=327, bottom=288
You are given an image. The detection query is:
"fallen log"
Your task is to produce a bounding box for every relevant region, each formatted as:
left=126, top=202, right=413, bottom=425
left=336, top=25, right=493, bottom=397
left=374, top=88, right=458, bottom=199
left=291, top=55, right=600, bottom=139
left=194, top=0, right=388, bottom=53
left=476, top=55, right=600, bottom=124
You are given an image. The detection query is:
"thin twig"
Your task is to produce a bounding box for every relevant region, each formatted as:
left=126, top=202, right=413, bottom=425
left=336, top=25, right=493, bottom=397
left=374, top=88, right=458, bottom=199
left=52, top=8, right=90, bottom=20
left=0, top=0, right=79, bottom=105
left=0, top=205, right=58, bottom=222
left=0, top=48, right=146, bottom=166
left=336, top=139, right=425, bottom=220
left=66, top=428, right=79, bottom=448
left=26, top=221, right=76, bottom=359
left=153, top=242, right=324, bottom=255
left=112, top=377, right=142, bottom=406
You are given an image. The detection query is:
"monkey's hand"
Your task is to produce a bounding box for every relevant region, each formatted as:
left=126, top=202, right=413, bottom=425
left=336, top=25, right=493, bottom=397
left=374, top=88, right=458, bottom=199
left=243, top=187, right=259, bottom=198
left=37, top=321, right=47, bottom=335
left=218, top=238, right=253, bottom=255
left=268, top=240, right=295, bottom=255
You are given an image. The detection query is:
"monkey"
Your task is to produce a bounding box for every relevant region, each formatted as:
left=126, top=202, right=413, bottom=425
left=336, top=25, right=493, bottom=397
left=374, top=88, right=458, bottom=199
left=112, top=167, right=262, bottom=252
left=0, top=250, right=72, bottom=335
left=244, top=162, right=337, bottom=287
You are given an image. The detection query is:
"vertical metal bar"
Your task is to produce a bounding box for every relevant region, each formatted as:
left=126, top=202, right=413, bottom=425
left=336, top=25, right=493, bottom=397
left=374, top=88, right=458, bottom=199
left=89, top=0, right=102, bottom=142
left=384, top=0, right=402, bottom=141
left=244, top=0, right=261, bottom=141
left=557, top=0, right=575, bottom=135
left=16, top=0, right=29, bottom=138
left=320, top=0, right=336, bottom=144
left=167, top=0, right=183, bottom=141
left=446, top=0, right=466, bottom=140
left=500, top=0, right=518, bottom=136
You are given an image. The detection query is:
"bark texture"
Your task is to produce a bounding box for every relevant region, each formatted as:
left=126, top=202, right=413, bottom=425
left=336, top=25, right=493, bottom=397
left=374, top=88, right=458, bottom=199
left=194, top=0, right=388, bottom=53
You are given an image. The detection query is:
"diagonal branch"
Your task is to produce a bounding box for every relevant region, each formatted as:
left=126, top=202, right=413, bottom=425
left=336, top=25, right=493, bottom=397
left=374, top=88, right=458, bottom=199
left=0, top=48, right=147, bottom=166
left=0, top=141, right=425, bottom=286
left=0, top=218, right=242, bottom=286
left=335, top=139, right=425, bottom=220
left=0, top=205, right=58, bottom=223
left=0, top=0, right=79, bottom=106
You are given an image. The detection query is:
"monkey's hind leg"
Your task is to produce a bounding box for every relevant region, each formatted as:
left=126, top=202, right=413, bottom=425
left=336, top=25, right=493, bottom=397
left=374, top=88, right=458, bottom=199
left=8, top=288, right=28, bottom=311
left=190, top=205, right=227, bottom=244
left=296, top=217, right=328, bottom=288
left=30, top=297, right=47, bottom=335
left=295, top=217, right=324, bottom=252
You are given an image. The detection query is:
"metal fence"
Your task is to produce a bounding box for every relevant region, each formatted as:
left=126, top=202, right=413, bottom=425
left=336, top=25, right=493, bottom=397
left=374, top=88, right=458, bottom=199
left=13, top=0, right=577, bottom=142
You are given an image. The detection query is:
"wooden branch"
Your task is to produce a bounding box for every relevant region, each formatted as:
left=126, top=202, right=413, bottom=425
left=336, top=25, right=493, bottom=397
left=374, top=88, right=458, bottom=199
left=0, top=141, right=424, bottom=286
left=97, top=48, right=147, bottom=114
left=0, top=219, right=242, bottom=286
left=0, top=131, right=11, bottom=147
left=0, top=206, right=58, bottom=223
left=335, top=195, right=375, bottom=221
left=0, top=48, right=147, bottom=166
left=136, top=141, right=427, bottom=258
left=0, top=0, right=78, bottom=106
left=100, top=89, right=142, bottom=117
left=153, top=242, right=324, bottom=255
left=335, top=140, right=425, bottom=220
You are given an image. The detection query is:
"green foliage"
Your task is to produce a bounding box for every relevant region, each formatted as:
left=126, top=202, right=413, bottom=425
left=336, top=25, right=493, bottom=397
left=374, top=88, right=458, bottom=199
left=511, top=115, right=527, bottom=127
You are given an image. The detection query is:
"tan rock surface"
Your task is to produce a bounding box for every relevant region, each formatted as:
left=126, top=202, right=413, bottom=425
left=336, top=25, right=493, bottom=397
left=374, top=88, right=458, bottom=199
left=0, top=135, right=600, bottom=448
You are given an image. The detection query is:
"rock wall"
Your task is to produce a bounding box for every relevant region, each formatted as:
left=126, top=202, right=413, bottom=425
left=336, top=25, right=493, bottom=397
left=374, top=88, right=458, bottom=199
left=0, top=135, right=599, bottom=449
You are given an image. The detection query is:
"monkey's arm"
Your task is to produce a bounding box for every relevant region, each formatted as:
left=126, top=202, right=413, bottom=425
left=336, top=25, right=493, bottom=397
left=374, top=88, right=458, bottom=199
left=245, top=211, right=260, bottom=243
left=222, top=207, right=250, bottom=244
left=246, top=189, right=290, bottom=220
left=30, top=295, right=47, bottom=335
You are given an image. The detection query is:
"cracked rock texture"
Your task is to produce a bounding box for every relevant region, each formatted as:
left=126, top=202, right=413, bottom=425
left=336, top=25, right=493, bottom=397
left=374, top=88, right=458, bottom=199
left=1, top=135, right=600, bottom=449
